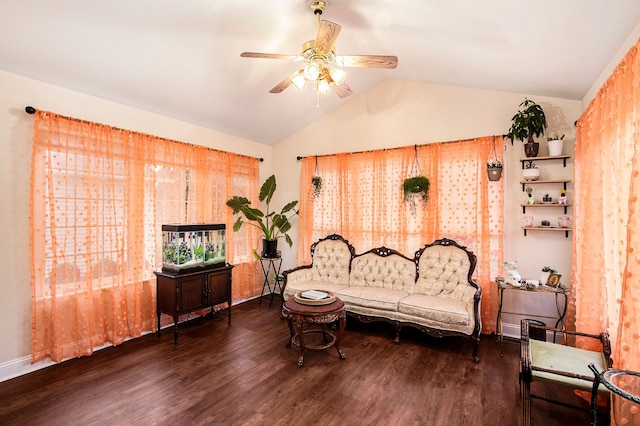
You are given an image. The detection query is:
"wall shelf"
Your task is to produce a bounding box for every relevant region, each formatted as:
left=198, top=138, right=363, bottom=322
left=520, top=179, right=571, bottom=191
left=521, top=203, right=571, bottom=214
left=520, top=155, right=571, bottom=168
left=522, top=226, right=571, bottom=238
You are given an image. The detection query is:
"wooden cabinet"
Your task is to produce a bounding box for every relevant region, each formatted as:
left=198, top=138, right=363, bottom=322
left=154, top=264, right=233, bottom=344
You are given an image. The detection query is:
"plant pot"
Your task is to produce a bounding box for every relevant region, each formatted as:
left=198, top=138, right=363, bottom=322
left=547, top=139, right=564, bottom=156
left=487, top=167, right=502, bottom=181
left=524, top=142, right=539, bottom=157
left=523, top=169, right=540, bottom=181
left=540, top=271, right=551, bottom=285
left=261, top=239, right=279, bottom=258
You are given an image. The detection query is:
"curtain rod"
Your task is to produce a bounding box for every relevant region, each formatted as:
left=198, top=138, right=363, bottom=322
left=296, top=135, right=503, bottom=160
left=24, top=106, right=264, bottom=162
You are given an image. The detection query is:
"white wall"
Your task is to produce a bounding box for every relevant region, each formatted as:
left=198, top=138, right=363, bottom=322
left=273, top=79, right=582, bottom=336
left=0, top=70, right=272, bottom=379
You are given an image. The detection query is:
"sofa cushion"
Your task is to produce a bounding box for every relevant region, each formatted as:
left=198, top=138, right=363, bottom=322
left=415, top=244, right=472, bottom=296
left=283, top=280, right=349, bottom=300
left=309, top=239, right=353, bottom=285
left=337, top=286, right=408, bottom=312
left=398, top=294, right=470, bottom=326
left=349, top=252, right=416, bottom=293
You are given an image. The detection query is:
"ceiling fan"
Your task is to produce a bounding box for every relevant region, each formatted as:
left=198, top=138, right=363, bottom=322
left=240, top=0, right=398, bottom=99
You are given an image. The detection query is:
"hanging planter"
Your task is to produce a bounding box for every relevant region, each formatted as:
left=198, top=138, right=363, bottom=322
left=487, top=136, right=503, bottom=181
left=403, top=145, right=430, bottom=215
left=311, top=156, right=323, bottom=200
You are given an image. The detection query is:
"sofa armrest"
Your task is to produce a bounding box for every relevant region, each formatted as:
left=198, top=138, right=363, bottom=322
left=282, top=265, right=313, bottom=295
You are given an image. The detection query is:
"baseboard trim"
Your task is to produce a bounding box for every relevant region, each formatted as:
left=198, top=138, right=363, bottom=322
left=0, top=296, right=259, bottom=383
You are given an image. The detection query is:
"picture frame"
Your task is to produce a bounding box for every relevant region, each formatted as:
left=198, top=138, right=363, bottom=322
left=546, top=273, right=561, bottom=287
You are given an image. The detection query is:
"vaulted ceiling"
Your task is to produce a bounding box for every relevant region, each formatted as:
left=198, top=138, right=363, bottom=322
left=1, top=1, right=639, bottom=145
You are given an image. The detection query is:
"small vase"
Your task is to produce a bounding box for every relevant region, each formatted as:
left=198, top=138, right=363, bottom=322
left=523, top=169, right=540, bottom=181
left=524, top=142, right=539, bottom=157
left=548, top=139, right=564, bottom=156
left=540, top=271, right=551, bottom=285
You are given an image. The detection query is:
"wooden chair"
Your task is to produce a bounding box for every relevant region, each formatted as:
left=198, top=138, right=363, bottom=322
left=520, top=319, right=613, bottom=426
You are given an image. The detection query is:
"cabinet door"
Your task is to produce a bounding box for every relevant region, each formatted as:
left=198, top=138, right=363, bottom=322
left=208, top=270, right=230, bottom=305
left=179, top=276, right=207, bottom=312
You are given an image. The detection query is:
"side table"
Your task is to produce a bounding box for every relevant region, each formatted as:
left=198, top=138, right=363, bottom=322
left=281, top=298, right=347, bottom=367
left=589, top=363, right=640, bottom=425
left=495, top=277, right=569, bottom=356
left=259, top=256, right=283, bottom=307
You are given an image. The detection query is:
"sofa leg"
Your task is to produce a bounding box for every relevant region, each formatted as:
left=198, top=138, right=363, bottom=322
left=394, top=324, right=401, bottom=344
left=472, top=339, right=480, bottom=363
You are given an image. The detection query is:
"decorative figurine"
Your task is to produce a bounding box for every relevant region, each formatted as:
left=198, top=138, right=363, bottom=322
left=526, top=187, right=535, bottom=204
left=558, top=189, right=568, bottom=205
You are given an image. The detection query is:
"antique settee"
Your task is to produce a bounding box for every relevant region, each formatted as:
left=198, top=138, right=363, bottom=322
left=282, top=234, right=482, bottom=362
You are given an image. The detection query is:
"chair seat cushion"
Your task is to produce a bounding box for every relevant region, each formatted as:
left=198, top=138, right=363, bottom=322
left=530, top=339, right=609, bottom=392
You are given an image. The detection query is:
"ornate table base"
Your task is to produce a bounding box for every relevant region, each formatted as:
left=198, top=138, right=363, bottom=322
left=281, top=297, right=346, bottom=367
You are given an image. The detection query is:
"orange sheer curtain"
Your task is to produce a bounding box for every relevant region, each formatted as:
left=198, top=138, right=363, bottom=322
left=30, top=111, right=260, bottom=363
left=298, top=136, right=504, bottom=333
left=572, top=39, right=640, bottom=371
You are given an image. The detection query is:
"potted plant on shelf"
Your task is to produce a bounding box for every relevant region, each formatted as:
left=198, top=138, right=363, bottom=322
left=523, top=161, right=540, bottom=181
left=226, top=174, right=299, bottom=260
left=507, top=98, right=548, bottom=157
left=546, top=134, right=565, bottom=156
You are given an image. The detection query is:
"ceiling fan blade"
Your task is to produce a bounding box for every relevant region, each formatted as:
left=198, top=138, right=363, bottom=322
left=314, top=20, right=341, bottom=53
left=336, top=55, right=398, bottom=69
left=330, top=82, right=353, bottom=99
left=241, top=52, right=301, bottom=61
left=269, top=69, right=303, bottom=93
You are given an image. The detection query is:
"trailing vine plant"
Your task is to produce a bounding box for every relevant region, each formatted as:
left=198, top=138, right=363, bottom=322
left=402, top=145, right=430, bottom=216
left=311, top=156, right=323, bottom=200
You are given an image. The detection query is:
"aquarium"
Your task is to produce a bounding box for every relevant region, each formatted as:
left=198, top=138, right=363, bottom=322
left=161, top=223, right=226, bottom=273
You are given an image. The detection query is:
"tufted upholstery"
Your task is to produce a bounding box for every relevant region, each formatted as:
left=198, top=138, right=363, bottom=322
left=349, top=252, right=416, bottom=293
left=282, top=235, right=482, bottom=362
left=415, top=244, right=472, bottom=298
left=309, top=239, right=353, bottom=285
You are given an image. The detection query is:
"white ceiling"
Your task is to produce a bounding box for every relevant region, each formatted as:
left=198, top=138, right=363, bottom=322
left=1, top=1, right=639, bottom=145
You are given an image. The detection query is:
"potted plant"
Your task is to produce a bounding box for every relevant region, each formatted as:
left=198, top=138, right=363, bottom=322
left=546, top=133, right=565, bottom=156
left=226, top=175, right=299, bottom=259
left=311, top=175, right=323, bottom=199
left=403, top=175, right=430, bottom=212
left=541, top=266, right=557, bottom=285
left=523, top=161, right=540, bottom=181
left=507, top=98, right=548, bottom=157
left=487, top=159, right=503, bottom=181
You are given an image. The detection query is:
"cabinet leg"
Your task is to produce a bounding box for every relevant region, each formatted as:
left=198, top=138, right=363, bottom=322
left=173, top=315, right=179, bottom=345
left=157, top=312, right=161, bottom=338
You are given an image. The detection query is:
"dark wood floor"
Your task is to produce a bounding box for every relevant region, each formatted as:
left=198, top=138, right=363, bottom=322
left=0, top=298, right=603, bottom=426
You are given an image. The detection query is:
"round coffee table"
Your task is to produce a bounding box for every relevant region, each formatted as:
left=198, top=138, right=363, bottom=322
left=281, top=297, right=347, bottom=367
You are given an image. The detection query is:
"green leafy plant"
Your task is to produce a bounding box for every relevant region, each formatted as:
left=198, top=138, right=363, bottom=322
left=507, top=98, right=548, bottom=145
left=541, top=266, right=557, bottom=273
left=402, top=176, right=430, bottom=202
left=487, top=160, right=503, bottom=169
left=311, top=175, right=323, bottom=199
left=546, top=134, right=565, bottom=141
left=226, top=175, right=299, bottom=258
left=524, top=161, right=537, bottom=169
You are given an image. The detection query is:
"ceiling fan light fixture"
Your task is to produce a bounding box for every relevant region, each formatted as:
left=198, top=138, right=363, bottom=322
left=303, top=62, right=322, bottom=80
left=291, top=71, right=307, bottom=90
left=328, top=68, right=347, bottom=86
left=316, top=78, right=331, bottom=95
